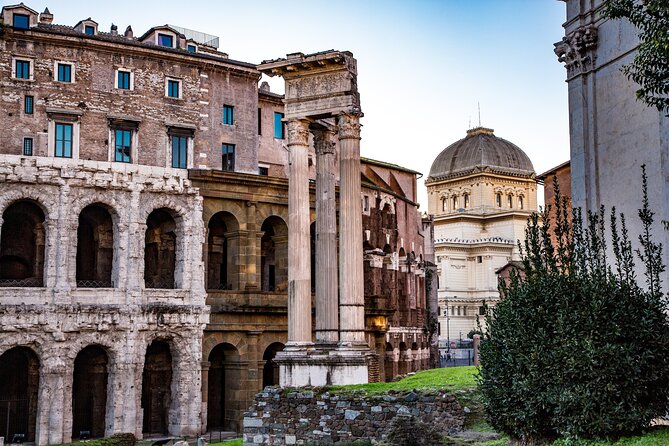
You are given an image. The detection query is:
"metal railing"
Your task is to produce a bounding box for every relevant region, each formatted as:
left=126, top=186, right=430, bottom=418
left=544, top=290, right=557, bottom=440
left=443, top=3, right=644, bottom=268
left=0, top=278, right=43, bottom=287
left=76, top=280, right=113, bottom=288
left=145, top=279, right=175, bottom=289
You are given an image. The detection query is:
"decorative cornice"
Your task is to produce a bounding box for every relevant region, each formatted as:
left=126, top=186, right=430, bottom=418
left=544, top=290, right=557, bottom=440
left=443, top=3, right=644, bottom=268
left=554, top=25, right=598, bottom=78
left=285, top=119, right=310, bottom=146
left=337, top=113, right=361, bottom=140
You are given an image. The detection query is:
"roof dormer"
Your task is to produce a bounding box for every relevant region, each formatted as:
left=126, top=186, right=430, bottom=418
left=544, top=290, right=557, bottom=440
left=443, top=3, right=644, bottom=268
left=74, top=18, right=98, bottom=36
left=1, top=3, right=38, bottom=30
left=139, top=26, right=185, bottom=49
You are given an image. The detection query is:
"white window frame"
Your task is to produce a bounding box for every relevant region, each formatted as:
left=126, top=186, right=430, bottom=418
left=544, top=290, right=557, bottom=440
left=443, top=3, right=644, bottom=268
left=156, top=31, right=177, bottom=48
left=11, top=56, right=34, bottom=81
left=54, top=61, right=76, bottom=83
left=167, top=133, right=194, bottom=169
left=165, top=77, right=183, bottom=99
left=114, top=68, right=134, bottom=91
left=186, top=42, right=198, bottom=53
left=108, top=127, right=139, bottom=164
left=47, top=119, right=80, bottom=160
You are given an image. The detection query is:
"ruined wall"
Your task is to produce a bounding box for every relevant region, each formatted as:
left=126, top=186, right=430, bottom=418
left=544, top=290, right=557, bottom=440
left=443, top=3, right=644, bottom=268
left=243, top=387, right=464, bottom=445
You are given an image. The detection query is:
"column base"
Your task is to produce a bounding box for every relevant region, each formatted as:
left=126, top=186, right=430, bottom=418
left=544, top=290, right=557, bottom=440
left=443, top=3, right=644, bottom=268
left=276, top=344, right=370, bottom=387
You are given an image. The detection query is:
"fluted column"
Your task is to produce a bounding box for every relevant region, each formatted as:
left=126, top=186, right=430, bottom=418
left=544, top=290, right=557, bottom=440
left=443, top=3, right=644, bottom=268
left=337, top=113, right=366, bottom=346
left=313, top=129, right=339, bottom=345
left=286, top=118, right=312, bottom=345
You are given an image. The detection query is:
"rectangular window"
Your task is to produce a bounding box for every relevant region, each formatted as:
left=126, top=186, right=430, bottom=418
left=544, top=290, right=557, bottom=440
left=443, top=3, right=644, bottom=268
left=84, top=25, right=95, bottom=35
left=187, top=44, right=197, bottom=53
left=114, top=129, right=132, bottom=163
left=258, top=166, right=269, bottom=176
left=363, top=195, right=369, bottom=212
left=15, top=60, right=31, bottom=79
left=24, top=95, right=33, bottom=114
left=117, top=70, right=131, bottom=90
left=55, top=123, right=73, bottom=158
left=158, top=34, right=174, bottom=47
left=257, top=108, right=262, bottom=135
left=222, top=105, right=234, bottom=125
left=57, top=63, right=72, bottom=82
left=172, top=135, right=188, bottom=169
left=476, top=256, right=482, bottom=264
left=274, top=112, right=284, bottom=139
left=167, top=79, right=180, bottom=98
left=479, top=306, right=486, bottom=316
left=221, top=143, right=235, bottom=172
left=13, top=14, right=29, bottom=29
left=23, top=137, right=33, bottom=156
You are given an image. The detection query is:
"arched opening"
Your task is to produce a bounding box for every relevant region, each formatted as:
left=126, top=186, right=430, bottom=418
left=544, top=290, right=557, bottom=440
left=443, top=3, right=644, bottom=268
left=207, top=343, right=240, bottom=432
left=262, top=343, right=284, bottom=388
left=507, top=194, right=513, bottom=208
left=463, top=193, right=470, bottom=209
left=260, top=217, right=287, bottom=292
left=0, top=200, right=45, bottom=287
left=72, top=346, right=108, bottom=439
left=142, top=341, right=172, bottom=435
left=0, top=347, right=39, bottom=442
left=384, top=342, right=396, bottom=383
left=76, top=205, right=114, bottom=288
left=207, top=212, right=239, bottom=290
left=495, top=193, right=502, bottom=207
left=518, top=195, right=524, bottom=210
left=411, top=342, right=419, bottom=372
left=451, top=196, right=458, bottom=210
left=145, top=209, right=176, bottom=289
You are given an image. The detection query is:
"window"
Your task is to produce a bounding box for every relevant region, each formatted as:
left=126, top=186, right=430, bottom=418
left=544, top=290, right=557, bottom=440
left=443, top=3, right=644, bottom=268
left=222, top=105, right=234, bottom=125
left=15, top=59, right=31, bottom=80
left=166, top=79, right=181, bottom=98
left=171, top=135, right=188, bottom=169
left=363, top=195, right=369, bottom=212
left=258, top=166, right=269, bottom=176
left=274, top=112, right=284, bottom=139
left=257, top=108, right=262, bottom=135
left=441, top=197, right=446, bottom=212
left=57, top=63, right=72, bottom=83
left=518, top=196, right=524, bottom=209
left=221, top=143, right=235, bottom=171
left=13, top=14, right=29, bottom=29
left=507, top=194, right=513, bottom=208
left=452, top=196, right=458, bottom=210
left=23, top=137, right=33, bottom=156
left=84, top=25, right=95, bottom=35
left=158, top=33, right=174, bottom=47
left=476, top=256, right=482, bottom=264
left=479, top=306, right=486, bottom=316
left=24, top=95, right=33, bottom=114
left=496, top=192, right=502, bottom=207
left=187, top=44, right=197, bottom=53
left=464, top=193, right=470, bottom=209
left=117, top=70, right=131, bottom=90
left=114, top=129, right=132, bottom=163
left=55, top=123, right=73, bottom=158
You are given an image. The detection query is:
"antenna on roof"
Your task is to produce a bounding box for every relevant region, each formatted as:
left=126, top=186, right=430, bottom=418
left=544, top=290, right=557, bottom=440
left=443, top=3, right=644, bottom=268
left=478, top=102, right=481, bottom=127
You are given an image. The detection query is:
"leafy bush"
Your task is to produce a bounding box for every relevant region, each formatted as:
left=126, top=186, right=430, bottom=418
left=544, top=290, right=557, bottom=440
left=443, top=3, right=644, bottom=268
left=479, top=167, right=669, bottom=443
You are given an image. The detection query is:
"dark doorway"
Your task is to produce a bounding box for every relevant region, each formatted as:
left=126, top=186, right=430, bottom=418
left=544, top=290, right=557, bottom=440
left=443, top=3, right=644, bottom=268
left=207, top=343, right=239, bottom=431
left=262, top=343, right=284, bottom=388
left=144, top=209, right=176, bottom=289
left=72, top=346, right=108, bottom=439
left=142, top=341, right=172, bottom=435
left=0, top=201, right=45, bottom=287
left=76, top=205, right=114, bottom=288
left=207, top=212, right=238, bottom=290
left=260, top=217, right=287, bottom=292
left=0, top=347, right=39, bottom=442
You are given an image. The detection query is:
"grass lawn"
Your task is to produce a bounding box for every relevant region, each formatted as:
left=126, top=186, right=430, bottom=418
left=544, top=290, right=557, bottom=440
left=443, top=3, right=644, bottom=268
left=209, top=440, right=242, bottom=446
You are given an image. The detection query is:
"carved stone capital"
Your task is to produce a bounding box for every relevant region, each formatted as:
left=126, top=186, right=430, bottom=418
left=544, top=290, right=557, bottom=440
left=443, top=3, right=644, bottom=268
left=312, top=129, right=337, bottom=155
left=337, top=113, right=361, bottom=140
left=286, top=119, right=310, bottom=146
left=554, top=25, right=598, bottom=77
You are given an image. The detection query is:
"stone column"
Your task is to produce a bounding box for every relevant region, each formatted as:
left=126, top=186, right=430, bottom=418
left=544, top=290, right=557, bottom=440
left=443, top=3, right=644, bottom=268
left=313, top=129, right=339, bottom=345
left=286, top=118, right=312, bottom=346
left=337, top=113, right=366, bottom=346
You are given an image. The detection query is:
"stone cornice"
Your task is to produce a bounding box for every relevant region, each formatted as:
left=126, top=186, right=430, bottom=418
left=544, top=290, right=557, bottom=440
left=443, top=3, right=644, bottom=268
left=554, top=24, right=598, bottom=79
left=425, top=165, right=535, bottom=185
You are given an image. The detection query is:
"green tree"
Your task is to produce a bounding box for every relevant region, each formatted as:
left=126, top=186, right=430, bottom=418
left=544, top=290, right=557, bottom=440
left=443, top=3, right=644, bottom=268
left=604, top=0, right=669, bottom=115
left=478, top=166, right=669, bottom=443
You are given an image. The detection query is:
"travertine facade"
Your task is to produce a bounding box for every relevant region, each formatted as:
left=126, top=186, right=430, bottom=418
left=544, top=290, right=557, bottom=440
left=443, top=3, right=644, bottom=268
left=0, top=3, right=434, bottom=442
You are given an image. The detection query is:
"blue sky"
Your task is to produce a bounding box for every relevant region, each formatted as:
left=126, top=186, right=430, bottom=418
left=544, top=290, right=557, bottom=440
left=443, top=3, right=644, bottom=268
left=5, top=0, right=569, bottom=208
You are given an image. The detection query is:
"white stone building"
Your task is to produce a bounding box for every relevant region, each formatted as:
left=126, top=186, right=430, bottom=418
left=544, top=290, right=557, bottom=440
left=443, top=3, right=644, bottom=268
left=425, top=127, right=537, bottom=346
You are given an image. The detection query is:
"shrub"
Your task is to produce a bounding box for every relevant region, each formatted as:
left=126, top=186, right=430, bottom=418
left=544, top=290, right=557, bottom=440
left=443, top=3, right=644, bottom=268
left=479, top=166, right=669, bottom=443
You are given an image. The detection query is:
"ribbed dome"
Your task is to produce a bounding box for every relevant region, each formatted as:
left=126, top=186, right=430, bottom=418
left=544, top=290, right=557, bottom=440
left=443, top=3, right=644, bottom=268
left=427, top=127, right=534, bottom=182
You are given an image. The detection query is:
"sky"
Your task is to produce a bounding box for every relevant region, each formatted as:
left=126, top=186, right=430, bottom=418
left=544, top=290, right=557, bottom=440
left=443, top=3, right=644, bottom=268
left=5, top=0, right=570, bottom=209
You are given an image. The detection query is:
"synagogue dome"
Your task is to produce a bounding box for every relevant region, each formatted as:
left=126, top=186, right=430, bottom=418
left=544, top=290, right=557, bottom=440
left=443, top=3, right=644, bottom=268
left=427, top=127, right=535, bottom=182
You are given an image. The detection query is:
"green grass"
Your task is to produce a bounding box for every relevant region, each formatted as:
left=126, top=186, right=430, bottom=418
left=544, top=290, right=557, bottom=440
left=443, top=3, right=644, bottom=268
left=329, top=365, right=478, bottom=395
left=209, top=439, right=242, bottom=446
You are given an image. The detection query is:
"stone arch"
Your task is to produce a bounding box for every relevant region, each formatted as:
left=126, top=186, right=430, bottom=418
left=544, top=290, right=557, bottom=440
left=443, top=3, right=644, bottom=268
left=0, top=346, right=40, bottom=442
left=72, top=345, right=109, bottom=439
left=0, top=189, right=55, bottom=220
left=76, top=204, right=115, bottom=288
left=206, top=343, right=241, bottom=432
left=0, top=200, right=46, bottom=287
left=202, top=201, right=244, bottom=231
left=141, top=340, right=172, bottom=435
left=207, top=211, right=240, bottom=290
left=144, top=208, right=178, bottom=289
left=260, top=216, right=288, bottom=292
left=262, top=342, right=284, bottom=388
left=255, top=205, right=288, bottom=230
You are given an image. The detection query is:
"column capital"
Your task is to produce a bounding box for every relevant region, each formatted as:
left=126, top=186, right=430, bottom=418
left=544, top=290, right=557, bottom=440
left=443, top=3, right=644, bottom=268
left=286, top=118, right=311, bottom=146
left=337, top=113, right=361, bottom=140
left=312, top=128, right=337, bottom=155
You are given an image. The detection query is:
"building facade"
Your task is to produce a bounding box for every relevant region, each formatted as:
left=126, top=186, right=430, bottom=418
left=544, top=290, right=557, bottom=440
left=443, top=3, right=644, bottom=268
left=0, top=4, right=434, bottom=442
left=425, top=127, right=537, bottom=349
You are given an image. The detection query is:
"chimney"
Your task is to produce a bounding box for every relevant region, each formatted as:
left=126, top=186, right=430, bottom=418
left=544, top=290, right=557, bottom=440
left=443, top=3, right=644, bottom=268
left=124, top=26, right=133, bottom=38
left=110, top=23, right=118, bottom=35
left=39, top=7, right=53, bottom=24
left=259, top=81, right=270, bottom=93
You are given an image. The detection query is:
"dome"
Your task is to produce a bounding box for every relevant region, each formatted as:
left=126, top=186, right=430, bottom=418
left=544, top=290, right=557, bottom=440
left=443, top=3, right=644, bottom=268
left=427, top=127, right=535, bottom=182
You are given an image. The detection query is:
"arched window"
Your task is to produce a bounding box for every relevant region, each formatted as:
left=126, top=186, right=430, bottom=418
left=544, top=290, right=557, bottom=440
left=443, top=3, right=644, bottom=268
left=145, top=209, right=176, bottom=289
left=441, top=197, right=446, bottom=212
left=451, top=196, right=458, bottom=210
left=0, top=200, right=45, bottom=287
left=518, top=195, right=524, bottom=209
left=495, top=193, right=502, bottom=207
left=463, top=193, right=470, bottom=209
left=507, top=194, right=513, bottom=208
left=77, top=204, right=114, bottom=288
